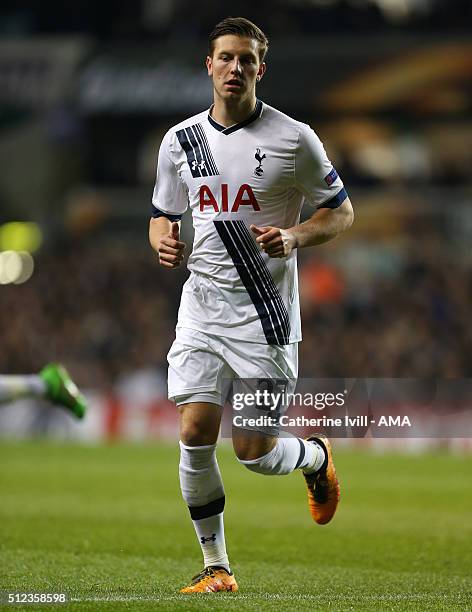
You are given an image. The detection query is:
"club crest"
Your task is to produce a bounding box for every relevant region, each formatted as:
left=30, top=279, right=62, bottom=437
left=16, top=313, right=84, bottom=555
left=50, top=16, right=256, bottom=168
left=254, top=148, right=266, bottom=176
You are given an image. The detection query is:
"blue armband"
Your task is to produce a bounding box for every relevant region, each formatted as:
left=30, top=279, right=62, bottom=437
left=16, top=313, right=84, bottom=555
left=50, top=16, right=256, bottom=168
left=318, top=188, right=348, bottom=210
left=151, top=206, right=182, bottom=221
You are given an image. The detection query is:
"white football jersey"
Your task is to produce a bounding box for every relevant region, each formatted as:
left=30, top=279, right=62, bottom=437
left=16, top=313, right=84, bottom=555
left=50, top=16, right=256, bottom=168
left=152, top=100, right=347, bottom=345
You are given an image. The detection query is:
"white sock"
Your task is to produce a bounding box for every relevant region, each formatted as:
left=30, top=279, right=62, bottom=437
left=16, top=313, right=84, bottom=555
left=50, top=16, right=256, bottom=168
left=238, top=436, right=325, bottom=476
left=179, top=442, right=230, bottom=572
left=0, top=375, right=46, bottom=404
left=302, top=439, right=326, bottom=474
left=192, top=512, right=229, bottom=572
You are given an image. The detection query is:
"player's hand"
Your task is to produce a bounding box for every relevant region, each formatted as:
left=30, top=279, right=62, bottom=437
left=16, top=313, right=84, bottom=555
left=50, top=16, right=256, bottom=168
left=250, top=225, right=297, bottom=258
left=158, top=222, right=186, bottom=269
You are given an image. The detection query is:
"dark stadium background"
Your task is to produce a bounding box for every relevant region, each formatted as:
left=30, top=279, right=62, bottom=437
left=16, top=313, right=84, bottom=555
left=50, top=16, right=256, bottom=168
left=0, top=0, right=470, bottom=441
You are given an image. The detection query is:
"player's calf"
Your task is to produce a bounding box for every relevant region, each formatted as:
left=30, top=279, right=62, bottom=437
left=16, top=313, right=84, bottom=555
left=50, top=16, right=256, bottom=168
left=236, top=434, right=325, bottom=475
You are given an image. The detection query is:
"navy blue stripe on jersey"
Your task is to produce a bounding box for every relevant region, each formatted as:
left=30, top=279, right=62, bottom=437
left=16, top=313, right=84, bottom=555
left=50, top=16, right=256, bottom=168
left=231, top=221, right=291, bottom=343
left=185, top=126, right=209, bottom=178
left=318, top=187, right=348, bottom=209
left=176, top=128, right=199, bottom=177
left=232, top=220, right=291, bottom=344
left=151, top=205, right=182, bottom=221
left=193, top=123, right=219, bottom=175
left=194, top=123, right=219, bottom=176
left=214, top=220, right=290, bottom=345
left=224, top=220, right=290, bottom=345
left=208, top=100, right=263, bottom=136
left=214, top=220, right=285, bottom=344
left=176, top=124, right=219, bottom=178
left=176, top=126, right=205, bottom=178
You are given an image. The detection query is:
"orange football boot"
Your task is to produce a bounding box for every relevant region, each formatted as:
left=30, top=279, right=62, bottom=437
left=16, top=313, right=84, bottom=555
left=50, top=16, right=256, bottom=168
left=180, top=567, right=238, bottom=594
left=303, top=434, right=340, bottom=525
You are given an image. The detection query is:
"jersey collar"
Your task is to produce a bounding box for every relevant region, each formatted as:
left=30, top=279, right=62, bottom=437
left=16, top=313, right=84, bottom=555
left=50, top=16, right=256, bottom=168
left=207, top=99, right=263, bottom=135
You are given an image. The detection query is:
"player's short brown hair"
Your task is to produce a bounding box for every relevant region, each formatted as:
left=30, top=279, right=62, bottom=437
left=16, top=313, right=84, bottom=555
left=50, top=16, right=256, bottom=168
left=208, top=17, right=269, bottom=62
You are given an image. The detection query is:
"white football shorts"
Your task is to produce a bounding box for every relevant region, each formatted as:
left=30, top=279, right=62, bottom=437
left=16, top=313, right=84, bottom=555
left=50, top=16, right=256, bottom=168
left=167, top=327, right=298, bottom=410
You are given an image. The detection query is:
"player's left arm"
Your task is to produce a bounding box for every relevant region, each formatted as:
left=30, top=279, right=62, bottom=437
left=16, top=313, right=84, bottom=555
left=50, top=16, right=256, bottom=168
left=251, top=123, right=354, bottom=258
left=250, top=197, right=353, bottom=258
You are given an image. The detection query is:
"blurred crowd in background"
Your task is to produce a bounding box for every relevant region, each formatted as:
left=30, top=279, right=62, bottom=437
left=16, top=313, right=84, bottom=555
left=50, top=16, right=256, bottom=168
left=1, top=0, right=471, bottom=38
left=0, top=195, right=470, bottom=389
left=0, top=0, right=471, bottom=401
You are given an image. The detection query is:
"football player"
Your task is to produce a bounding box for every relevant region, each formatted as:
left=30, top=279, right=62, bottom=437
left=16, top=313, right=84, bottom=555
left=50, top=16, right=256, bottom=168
left=149, top=16, right=353, bottom=593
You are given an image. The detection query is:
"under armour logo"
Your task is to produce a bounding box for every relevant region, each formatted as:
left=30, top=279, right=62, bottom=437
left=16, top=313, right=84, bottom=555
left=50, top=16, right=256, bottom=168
left=200, top=534, right=217, bottom=544
left=192, top=160, right=206, bottom=171
left=254, top=148, right=266, bottom=176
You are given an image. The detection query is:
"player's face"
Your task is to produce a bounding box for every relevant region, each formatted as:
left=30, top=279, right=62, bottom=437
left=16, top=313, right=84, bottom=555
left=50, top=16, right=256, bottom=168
left=206, top=35, right=266, bottom=103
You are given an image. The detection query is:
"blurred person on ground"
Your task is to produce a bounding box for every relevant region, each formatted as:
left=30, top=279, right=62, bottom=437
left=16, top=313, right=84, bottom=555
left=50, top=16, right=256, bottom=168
left=149, top=16, right=353, bottom=593
left=0, top=363, right=87, bottom=419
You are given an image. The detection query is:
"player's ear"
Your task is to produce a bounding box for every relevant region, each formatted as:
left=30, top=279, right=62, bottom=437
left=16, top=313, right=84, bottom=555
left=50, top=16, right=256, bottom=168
left=256, top=62, right=266, bottom=82
left=206, top=56, right=213, bottom=76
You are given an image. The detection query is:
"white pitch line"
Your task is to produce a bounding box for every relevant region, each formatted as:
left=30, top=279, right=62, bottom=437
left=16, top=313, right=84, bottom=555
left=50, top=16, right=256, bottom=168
left=70, top=593, right=456, bottom=603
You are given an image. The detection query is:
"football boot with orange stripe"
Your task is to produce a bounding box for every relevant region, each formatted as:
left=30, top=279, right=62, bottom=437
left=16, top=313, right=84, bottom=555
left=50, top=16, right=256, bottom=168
left=303, top=434, right=340, bottom=525
left=180, top=566, right=238, bottom=594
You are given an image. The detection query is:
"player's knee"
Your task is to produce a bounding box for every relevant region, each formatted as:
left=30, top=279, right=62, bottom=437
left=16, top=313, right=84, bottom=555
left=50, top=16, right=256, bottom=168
left=179, top=403, right=221, bottom=446
left=180, top=422, right=216, bottom=446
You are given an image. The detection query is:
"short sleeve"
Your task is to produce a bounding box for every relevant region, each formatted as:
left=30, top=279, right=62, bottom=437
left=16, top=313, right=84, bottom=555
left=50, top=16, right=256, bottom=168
left=151, top=130, right=189, bottom=218
left=294, top=124, right=347, bottom=209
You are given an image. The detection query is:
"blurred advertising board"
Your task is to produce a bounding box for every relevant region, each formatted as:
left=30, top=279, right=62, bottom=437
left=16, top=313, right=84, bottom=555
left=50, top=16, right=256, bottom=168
left=1, top=37, right=469, bottom=116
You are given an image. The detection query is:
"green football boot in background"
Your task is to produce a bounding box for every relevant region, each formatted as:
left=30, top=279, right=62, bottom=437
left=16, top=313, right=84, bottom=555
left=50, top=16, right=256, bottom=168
left=40, top=363, right=87, bottom=419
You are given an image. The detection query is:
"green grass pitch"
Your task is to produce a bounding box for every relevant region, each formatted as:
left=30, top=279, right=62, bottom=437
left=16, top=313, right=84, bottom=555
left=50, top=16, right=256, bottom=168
left=1, top=441, right=471, bottom=611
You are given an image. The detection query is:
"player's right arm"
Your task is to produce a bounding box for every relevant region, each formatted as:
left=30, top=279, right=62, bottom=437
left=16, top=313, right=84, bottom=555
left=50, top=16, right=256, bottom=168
left=149, top=129, right=189, bottom=269
left=149, top=218, right=186, bottom=269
